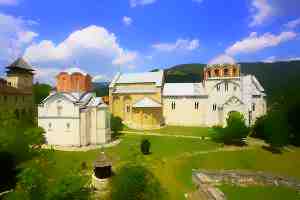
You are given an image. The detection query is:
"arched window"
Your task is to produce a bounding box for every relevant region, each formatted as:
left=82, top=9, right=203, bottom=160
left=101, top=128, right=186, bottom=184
left=212, top=104, right=217, bottom=111
left=171, top=102, right=176, bottom=110
left=225, top=82, right=229, bottom=92
left=217, top=84, right=220, bottom=91
left=207, top=71, right=211, bottom=78
left=195, top=102, right=199, bottom=110
left=233, top=68, right=237, bottom=76
left=214, top=69, right=220, bottom=76
left=224, top=68, right=229, bottom=76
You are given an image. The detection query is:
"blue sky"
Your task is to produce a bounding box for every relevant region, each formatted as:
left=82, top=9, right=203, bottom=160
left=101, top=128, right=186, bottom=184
left=0, top=0, right=300, bottom=83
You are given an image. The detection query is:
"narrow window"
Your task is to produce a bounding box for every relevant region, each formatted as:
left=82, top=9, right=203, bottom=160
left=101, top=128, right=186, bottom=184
left=66, top=123, right=70, bottom=129
left=126, top=105, right=130, bottom=113
left=57, top=106, right=62, bottom=116
left=224, top=68, right=229, bottom=76
left=49, top=123, right=52, bottom=129
left=225, top=82, right=229, bottom=92
left=195, top=102, right=199, bottom=110
left=252, top=103, right=256, bottom=111
left=217, top=84, right=220, bottom=91
left=213, top=104, right=217, bottom=111
left=171, top=102, right=176, bottom=110
left=233, top=86, right=237, bottom=91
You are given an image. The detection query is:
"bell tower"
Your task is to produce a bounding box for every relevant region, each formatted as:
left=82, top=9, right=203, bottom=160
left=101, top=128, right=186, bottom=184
left=203, top=63, right=240, bottom=80
left=5, top=58, right=34, bottom=92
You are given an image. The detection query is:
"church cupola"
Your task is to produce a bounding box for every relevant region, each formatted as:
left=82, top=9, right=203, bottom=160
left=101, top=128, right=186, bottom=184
left=203, top=63, right=240, bottom=80
left=56, top=68, right=92, bottom=93
left=5, top=57, right=34, bottom=90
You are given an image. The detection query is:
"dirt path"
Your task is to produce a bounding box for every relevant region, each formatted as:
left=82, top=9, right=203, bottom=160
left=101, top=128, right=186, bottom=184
left=121, top=131, right=210, bottom=140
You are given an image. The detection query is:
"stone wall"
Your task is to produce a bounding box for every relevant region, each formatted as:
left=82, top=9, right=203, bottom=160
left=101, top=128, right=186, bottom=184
left=192, top=169, right=300, bottom=199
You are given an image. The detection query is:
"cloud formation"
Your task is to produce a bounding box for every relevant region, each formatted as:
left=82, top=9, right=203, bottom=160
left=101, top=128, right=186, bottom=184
left=0, top=0, right=18, bottom=6
left=263, top=56, right=300, bottom=63
left=226, top=31, right=297, bottom=55
left=123, top=16, right=133, bottom=26
left=249, top=0, right=273, bottom=27
left=130, top=0, right=156, bottom=7
left=208, top=54, right=236, bottom=65
left=285, top=18, right=300, bottom=29
left=24, top=25, right=138, bottom=66
left=0, top=12, right=38, bottom=62
left=152, top=39, right=199, bottom=52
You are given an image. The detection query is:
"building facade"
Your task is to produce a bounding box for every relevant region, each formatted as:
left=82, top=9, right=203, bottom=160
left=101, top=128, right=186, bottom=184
left=0, top=58, right=34, bottom=117
left=109, top=70, right=164, bottom=129
left=109, top=64, right=266, bottom=129
left=38, top=70, right=111, bottom=147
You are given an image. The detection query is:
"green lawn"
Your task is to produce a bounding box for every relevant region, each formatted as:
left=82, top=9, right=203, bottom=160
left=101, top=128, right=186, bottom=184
left=24, top=128, right=300, bottom=200
left=124, top=125, right=216, bottom=137
left=219, top=185, right=300, bottom=200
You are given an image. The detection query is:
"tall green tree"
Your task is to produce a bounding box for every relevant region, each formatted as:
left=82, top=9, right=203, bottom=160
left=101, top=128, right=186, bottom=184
left=33, top=83, right=52, bottom=104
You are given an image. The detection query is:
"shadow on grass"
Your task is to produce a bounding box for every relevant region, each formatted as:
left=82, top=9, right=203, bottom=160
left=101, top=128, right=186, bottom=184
left=262, top=145, right=282, bottom=154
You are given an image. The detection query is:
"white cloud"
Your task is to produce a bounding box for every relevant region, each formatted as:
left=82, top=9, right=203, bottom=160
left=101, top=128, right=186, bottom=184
left=0, top=0, right=18, bottom=6
left=24, top=25, right=138, bottom=67
left=130, top=0, right=156, bottom=7
left=226, top=31, right=297, bottom=55
left=249, top=0, right=273, bottom=27
left=123, top=16, right=133, bottom=26
left=152, top=39, right=200, bottom=52
left=208, top=54, right=236, bottom=65
left=34, top=67, right=61, bottom=84
left=285, top=18, right=300, bottom=29
left=92, top=74, right=109, bottom=82
left=0, top=13, right=38, bottom=62
left=263, top=56, right=300, bottom=63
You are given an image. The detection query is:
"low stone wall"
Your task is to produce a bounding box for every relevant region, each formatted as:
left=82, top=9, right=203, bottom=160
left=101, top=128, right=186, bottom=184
left=193, top=170, right=300, bottom=192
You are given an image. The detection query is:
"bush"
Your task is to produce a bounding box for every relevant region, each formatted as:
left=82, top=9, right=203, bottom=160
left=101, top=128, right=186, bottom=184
left=251, top=115, right=268, bottom=139
left=140, top=139, right=151, bottom=155
left=214, top=112, right=249, bottom=145
left=287, top=103, right=300, bottom=146
left=264, top=110, right=289, bottom=152
left=111, top=164, right=165, bottom=200
left=111, top=115, right=124, bottom=139
left=0, top=152, right=17, bottom=192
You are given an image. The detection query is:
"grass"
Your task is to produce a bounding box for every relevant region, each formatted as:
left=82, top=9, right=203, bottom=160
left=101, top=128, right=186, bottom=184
left=23, top=128, right=300, bottom=200
left=124, top=125, right=216, bottom=137
left=219, top=185, right=300, bottom=200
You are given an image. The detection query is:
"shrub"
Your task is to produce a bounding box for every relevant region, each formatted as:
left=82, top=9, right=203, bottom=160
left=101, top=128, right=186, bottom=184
left=287, top=103, right=300, bottom=146
left=0, top=152, right=17, bottom=192
left=215, top=112, right=249, bottom=145
left=140, top=139, right=151, bottom=155
left=111, top=164, right=165, bottom=200
left=251, top=115, right=268, bottom=139
left=110, top=115, right=124, bottom=139
left=264, top=110, right=289, bottom=152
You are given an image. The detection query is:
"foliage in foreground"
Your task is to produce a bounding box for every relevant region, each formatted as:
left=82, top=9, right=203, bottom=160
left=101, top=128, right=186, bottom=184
left=0, top=112, right=45, bottom=192
left=5, top=154, right=91, bottom=200
left=111, top=164, right=166, bottom=200
left=213, top=112, right=249, bottom=145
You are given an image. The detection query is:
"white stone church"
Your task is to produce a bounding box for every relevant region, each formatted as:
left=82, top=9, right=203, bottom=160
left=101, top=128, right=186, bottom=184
left=38, top=70, right=111, bottom=147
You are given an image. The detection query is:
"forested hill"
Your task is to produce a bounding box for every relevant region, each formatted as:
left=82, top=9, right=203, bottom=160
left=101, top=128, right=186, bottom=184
left=165, top=61, right=300, bottom=103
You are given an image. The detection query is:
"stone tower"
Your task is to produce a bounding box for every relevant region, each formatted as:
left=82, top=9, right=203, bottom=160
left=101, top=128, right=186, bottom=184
left=5, top=58, right=34, bottom=92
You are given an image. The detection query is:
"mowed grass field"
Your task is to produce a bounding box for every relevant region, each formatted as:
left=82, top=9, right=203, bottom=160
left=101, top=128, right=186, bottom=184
left=30, top=127, right=300, bottom=200
left=124, top=125, right=216, bottom=137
